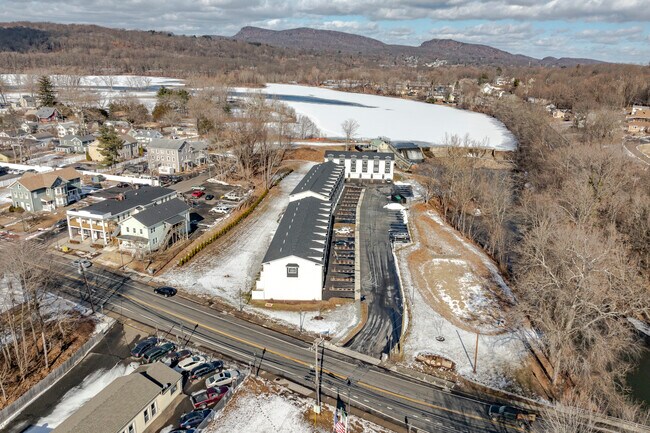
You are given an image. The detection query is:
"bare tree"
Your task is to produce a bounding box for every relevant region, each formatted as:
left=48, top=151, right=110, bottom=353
left=341, top=118, right=359, bottom=151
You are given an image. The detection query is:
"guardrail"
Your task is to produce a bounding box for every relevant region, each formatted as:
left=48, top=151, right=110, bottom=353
left=0, top=319, right=115, bottom=428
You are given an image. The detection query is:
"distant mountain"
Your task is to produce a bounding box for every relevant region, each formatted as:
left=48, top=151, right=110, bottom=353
left=233, top=26, right=604, bottom=67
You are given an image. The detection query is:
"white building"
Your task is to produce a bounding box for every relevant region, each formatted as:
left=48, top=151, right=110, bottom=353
left=253, top=162, right=345, bottom=301
left=117, top=198, right=190, bottom=254
left=66, top=185, right=178, bottom=245
left=253, top=197, right=333, bottom=301
left=324, top=150, right=395, bottom=181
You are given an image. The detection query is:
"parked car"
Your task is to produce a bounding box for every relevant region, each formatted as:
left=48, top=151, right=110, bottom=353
left=205, top=194, right=214, bottom=200
left=224, top=190, right=245, bottom=201
left=191, top=190, right=204, bottom=198
left=189, top=361, right=224, bottom=381
left=169, top=430, right=195, bottom=433
left=210, top=204, right=233, bottom=214
left=143, top=342, right=176, bottom=363
left=190, top=386, right=229, bottom=409
left=73, top=259, right=92, bottom=269
left=205, top=369, right=241, bottom=388
left=53, top=219, right=67, bottom=230
left=179, top=409, right=213, bottom=429
left=163, top=349, right=193, bottom=367
left=488, top=405, right=536, bottom=427
left=177, top=355, right=208, bottom=372
left=130, top=337, right=158, bottom=358
left=154, top=286, right=177, bottom=297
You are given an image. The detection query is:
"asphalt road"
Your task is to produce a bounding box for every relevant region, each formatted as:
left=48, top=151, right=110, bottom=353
left=43, top=255, right=527, bottom=433
left=346, top=186, right=403, bottom=358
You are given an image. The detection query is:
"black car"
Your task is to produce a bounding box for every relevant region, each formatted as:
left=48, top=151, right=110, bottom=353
left=163, top=349, right=192, bottom=367
left=179, top=410, right=213, bottom=429
left=189, top=361, right=223, bottom=381
left=205, top=194, right=214, bottom=200
left=154, top=286, right=177, bottom=297
left=130, top=337, right=158, bottom=358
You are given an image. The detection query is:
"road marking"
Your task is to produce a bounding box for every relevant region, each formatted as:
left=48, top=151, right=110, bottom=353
left=120, top=293, right=527, bottom=432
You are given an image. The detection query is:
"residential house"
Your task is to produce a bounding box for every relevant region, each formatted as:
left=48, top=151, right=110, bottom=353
left=19, top=95, right=37, bottom=110
left=127, top=128, right=163, bottom=146
left=9, top=167, right=82, bottom=212
left=631, top=105, right=650, bottom=115
left=391, top=142, right=425, bottom=163
left=25, top=131, right=56, bottom=147
left=147, top=138, right=208, bottom=174
left=56, top=122, right=80, bottom=138
left=628, top=120, right=650, bottom=134
left=34, top=107, right=60, bottom=123
left=253, top=161, right=344, bottom=302
left=0, top=150, right=16, bottom=163
left=56, top=134, right=96, bottom=154
left=20, top=121, right=38, bottom=133
left=0, top=130, right=23, bottom=145
left=324, top=150, right=395, bottom=181
left=53, top=362, right=183, bottom=433
left=88, top=134, right=139, bottom=163
left=66, top=185, right=178, bottom=244
left=118, top=198, right=190, bottom=254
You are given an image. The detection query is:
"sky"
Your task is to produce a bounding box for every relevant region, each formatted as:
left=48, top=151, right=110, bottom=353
left=1, top=0, right=649, bottom=63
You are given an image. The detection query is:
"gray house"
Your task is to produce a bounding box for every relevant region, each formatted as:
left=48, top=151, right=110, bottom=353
left=10, top=167, right=82, bottom=212
left=56, top=134, right=96, bottom=154
left=147, top=138, right=208, bottom=174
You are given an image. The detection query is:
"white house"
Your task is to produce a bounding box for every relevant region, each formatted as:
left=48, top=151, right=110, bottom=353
left=117, top=198, right=190, bottom=253
left=253, top=197, right=333, bottom=301
left=324, top=151, right=395, bottom=181
left=56, top=122, right=79, bottom=138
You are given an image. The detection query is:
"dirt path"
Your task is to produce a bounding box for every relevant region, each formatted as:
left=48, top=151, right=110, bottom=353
left=405, top=203, right=514, bottom=334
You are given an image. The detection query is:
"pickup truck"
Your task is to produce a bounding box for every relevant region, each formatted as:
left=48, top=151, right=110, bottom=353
left=488, top=405, right=536, bottom=427
left=190, top=386, right=229, bottom=409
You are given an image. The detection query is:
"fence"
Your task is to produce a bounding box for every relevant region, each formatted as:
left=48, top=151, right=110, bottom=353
left=195, top=371, right=248, bottom=431
left=0, top=320, right=115, bottom=428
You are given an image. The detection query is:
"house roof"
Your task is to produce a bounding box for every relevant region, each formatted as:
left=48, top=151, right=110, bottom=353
left=16, top=167, right=81, bottom=192
left=62, top=134, right=95, bottom=143
left=35, top=107, right=57, bottom=119
left=52, top=363, right=181, bottom=433
left=263, top=197, right=332, bottom=264
left=324, top=150, right=395, bottom=161
left=31, top=131, right=55, bottom=140
left=130, top=198, right=190, bottom=228
left=148, top=138, right=187, bottom=150
left=118, top=133, right=138, bottom=145
left=392, top=142, right=421, bottom=150
left=76, top=186, right=176, bottom=216
left=290, top=161, right=343, bottom=199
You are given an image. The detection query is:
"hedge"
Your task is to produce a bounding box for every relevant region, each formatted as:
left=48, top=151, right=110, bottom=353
left=177, top=169, right=293, bottom=267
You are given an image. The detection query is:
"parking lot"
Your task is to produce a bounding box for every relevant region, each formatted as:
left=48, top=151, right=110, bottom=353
left=179, top=181, right=251, bottom=231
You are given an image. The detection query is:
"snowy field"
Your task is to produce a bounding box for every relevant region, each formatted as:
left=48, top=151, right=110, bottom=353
left=244, top=84, right=517, bottom=151
left=202, top=376, right=393, bottom=433
left=0, top=74, right=185, bottom=111
left=24, top=362, right=138, bottom=432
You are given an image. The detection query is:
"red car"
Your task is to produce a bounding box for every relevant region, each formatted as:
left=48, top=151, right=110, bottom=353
left=190, top=386, right=229, bottom=409
left=191, top=190, right=204, bottom=198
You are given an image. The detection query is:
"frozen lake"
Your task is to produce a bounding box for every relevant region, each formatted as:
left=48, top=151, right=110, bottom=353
left=240, top=83, right=517, bottom=151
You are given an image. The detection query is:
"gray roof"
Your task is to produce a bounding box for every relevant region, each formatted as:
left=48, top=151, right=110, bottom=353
left=35, top=107, right=57, bottom=119
left=324, top=150, right=395, bottom=160
left=393, top=142, right=421, bottom=150
left=130, top=198, right=189, bottom=227
left=76, top=186, right=176, bottom=216
left=148, top=138, right=187, bottom=150
left=263, top=197, right=332, bottom=264
left=62, top=134, right=95, bottom=144
left=53, top=363, right=181, bottom=433
left=290, top=161, right=343, bottom=199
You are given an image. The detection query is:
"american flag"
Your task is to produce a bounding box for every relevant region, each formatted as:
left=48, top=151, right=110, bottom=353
left=333, top=394, right=348, bottom=433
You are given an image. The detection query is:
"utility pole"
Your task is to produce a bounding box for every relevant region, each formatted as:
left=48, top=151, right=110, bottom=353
left=473, top=332, right=479, bottom=374
left=79, top=263, right=95, bottom=313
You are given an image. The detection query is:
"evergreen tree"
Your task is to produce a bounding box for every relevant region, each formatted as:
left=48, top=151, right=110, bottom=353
left=37, top=75, right=56, bottom=107
left=97, top=126, right=124, bottom=166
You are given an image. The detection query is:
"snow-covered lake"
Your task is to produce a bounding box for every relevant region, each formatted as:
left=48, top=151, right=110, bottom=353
left=243, top=83, right=517, bottom=151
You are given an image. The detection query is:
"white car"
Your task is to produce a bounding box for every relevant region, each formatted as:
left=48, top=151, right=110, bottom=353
left=205, top=369, right=241, bottom=388
left=176, top=355, right=207, bottom=372
left=210, top=204, right=233, bottom=214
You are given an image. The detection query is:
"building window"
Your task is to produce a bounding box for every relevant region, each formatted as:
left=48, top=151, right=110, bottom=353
left=350, top=157, right=357, bottom=172
left=144, top=408, right=150, bottom=423
left=373, top=157, right=380, bottom=173
left=150, top=402, right=157, bottom=416
left=286, top=264, right=299, bottom=278
left=361, top=158, right=368, bottom=173
left=128, top=424, right=135, bottom=433
left=140, top=228, right=143, bottom=235
left=385, top=159, right=391, bottom=173
left=171, top=383, right=178, bottom=394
